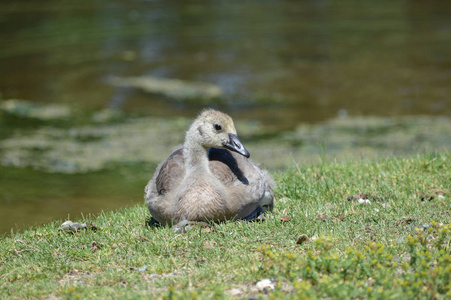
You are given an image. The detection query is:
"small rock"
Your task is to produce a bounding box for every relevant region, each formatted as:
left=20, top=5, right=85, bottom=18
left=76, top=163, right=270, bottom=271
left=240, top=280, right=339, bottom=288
left=296, top=234, right=309, bottom=245
left=138, top=265, right=147, bottom=273
left=256, top=279, right=275, bottom=293
left=280, top=215, right=291, bottom=222
left=317, top=212, right=327, bottom=221
left=348, top=193, right=385, bottom=202
left=358, top=199, right=371, bottom=205
left=58, top=221, right=86, bottom=233
left=58, top=220, right=97, bottom=233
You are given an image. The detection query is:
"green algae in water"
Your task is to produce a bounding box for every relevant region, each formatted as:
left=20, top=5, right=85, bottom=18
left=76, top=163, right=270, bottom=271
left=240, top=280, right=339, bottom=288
left=1, top=104, right=451, bottom=173
left=0, top=100, right=72, bottom=121
left=108, top=76, right=223, bottom=102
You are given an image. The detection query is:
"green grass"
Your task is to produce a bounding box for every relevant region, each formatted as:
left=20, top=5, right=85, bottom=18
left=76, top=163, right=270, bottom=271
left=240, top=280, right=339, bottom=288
left=1, top=153, right=450, bottom=299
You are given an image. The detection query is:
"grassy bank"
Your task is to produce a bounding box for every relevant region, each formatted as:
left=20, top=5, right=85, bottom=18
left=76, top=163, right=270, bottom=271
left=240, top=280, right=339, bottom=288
left=1, top=153, right=450, bottom=299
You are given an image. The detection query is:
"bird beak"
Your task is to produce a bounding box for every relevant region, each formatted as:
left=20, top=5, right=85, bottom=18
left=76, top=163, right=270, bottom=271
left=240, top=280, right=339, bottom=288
left=224, top=133, right=250, bottom=158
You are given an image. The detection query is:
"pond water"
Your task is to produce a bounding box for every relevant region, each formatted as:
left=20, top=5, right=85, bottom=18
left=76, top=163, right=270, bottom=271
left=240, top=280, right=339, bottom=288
left=1, top=0, right=450, bottom=234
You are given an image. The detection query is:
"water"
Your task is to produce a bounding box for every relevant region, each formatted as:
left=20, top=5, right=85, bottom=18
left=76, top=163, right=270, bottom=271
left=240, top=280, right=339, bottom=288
left=1, top=0, right=450, bottom=234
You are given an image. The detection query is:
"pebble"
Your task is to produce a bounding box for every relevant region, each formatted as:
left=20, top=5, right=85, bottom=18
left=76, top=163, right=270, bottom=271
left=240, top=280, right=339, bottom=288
left=296, top=234, right=309, bottom=245
left=58, top=220, right=98, bottom=233
left=316, top=212, right=327, bottom=221
left=130, top=265, right=147, bottom=273
left=256, top=279, right=275, bottom=293
left=358, top=198, right=371, bottom=205
left=280, top=215, right=291, bottom=222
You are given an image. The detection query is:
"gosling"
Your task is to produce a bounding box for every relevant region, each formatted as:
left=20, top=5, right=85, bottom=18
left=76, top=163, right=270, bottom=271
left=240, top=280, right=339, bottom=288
left=145, top=109, right=274, bottom=226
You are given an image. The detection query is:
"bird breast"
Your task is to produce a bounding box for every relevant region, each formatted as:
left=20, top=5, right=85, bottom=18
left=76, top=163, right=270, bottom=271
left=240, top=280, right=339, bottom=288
left=175, top=177, right=232, bottom=221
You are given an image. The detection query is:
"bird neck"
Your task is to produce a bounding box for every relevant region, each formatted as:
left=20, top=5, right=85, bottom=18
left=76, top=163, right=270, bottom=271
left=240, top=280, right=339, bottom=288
left=183, top=128, right=210, bottom=173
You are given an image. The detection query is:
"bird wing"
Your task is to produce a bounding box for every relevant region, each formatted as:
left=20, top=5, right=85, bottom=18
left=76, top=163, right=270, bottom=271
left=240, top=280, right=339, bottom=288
left=209, top=148, right=273, bottom=209
left=208, top=148, right=246, bottom=184
left=154, top=147, right=185, bottom=195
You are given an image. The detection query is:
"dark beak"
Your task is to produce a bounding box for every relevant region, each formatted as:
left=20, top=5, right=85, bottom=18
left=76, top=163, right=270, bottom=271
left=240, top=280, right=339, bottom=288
left=224, top=133, right=250, bottom=158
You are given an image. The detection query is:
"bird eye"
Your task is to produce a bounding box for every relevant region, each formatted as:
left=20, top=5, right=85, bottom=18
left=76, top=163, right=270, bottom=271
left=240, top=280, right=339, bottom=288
left=214, top=124, right=222, bottom=131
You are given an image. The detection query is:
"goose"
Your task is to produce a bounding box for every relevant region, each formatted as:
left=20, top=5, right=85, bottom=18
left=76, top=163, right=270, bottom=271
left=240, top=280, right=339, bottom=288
left=145, top=109, right=274, bottom=226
